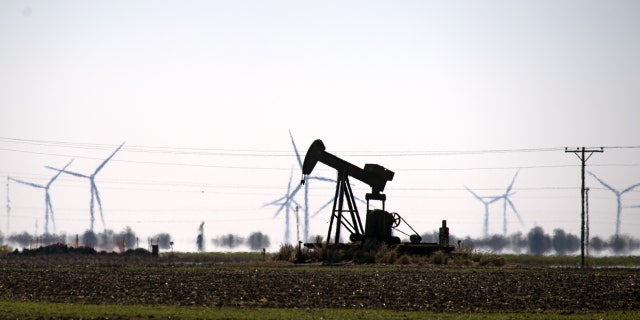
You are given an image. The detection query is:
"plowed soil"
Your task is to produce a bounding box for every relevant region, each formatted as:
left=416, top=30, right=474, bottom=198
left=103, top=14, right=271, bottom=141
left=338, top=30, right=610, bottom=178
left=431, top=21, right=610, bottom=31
left=0, top=255, right=638, bottom=312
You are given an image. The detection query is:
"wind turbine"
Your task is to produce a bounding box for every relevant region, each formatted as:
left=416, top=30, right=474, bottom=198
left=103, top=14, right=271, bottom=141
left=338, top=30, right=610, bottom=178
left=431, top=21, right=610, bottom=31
left=263, top=167, right=303, bottom=244
left=465, top=170, right=523, bottom=238
left=496, top=169, right=524, bottom=236
left=266, top=132, right=363, bottom=243
left=8, top=159, right=74, bottom=235
left=588, top=171, right=640, bottom=238
left=288, top=130, right=335, bottom=242
left=465, top=186, right=501, bottom=239
left=47, top=142, right=125, bottom=233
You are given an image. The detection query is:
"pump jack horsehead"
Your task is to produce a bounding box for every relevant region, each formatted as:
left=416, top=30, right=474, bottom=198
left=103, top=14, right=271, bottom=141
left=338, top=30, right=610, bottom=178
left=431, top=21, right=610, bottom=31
left=300, top=139, right=454, bottom=254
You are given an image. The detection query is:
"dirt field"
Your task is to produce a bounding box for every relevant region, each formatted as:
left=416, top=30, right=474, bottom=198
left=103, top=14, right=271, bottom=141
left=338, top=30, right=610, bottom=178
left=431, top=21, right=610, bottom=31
left=0, top=254, right=638, bottom=313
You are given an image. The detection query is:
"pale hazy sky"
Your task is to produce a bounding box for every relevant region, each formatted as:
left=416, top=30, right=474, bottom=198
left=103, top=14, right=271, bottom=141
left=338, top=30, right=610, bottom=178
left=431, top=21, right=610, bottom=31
left=1, top=1, right=639, bottom=251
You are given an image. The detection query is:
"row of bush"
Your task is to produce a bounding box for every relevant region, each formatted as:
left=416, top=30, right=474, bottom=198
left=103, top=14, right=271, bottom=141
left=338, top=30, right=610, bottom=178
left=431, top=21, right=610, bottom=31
left=273, top=242, right=505, bottom=267
left=5, top=243, right=154, bottom=256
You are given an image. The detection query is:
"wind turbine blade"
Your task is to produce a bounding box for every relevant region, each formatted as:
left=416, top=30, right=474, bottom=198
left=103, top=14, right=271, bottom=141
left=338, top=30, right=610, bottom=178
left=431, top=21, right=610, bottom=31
left=267, top=167, right=299, bottom=218
left=272, top=201, right=287, bottom=218
left=464, top=186, right=484, bottom=202
left=287, top=167, right=294, bottom=192
left=8, top=177, right=44, bottom=189
left=312, top=198, right=334, bottom=217
left=309, top=176, right=335, bottom=183
left=46, top=159, right=74, bottom=188
left=588, top=171, right=618, bottom=194
left=93, top=181, right=106, bottom=231
left=277, top=167, right=295, bottom=209
left=621, top=182, right=640, bottom=195
left=290, top=198, right=303, bottom=209
left=507, top=199, right=525, bottom=225
left=94, top=142, right=125, bottom=176
left=274, top=178, right=303, bottom=218
left=286, top=183, right=303, bottom=202
left=505, top=169, right=520, bottom=193
left=262, top=196, right=287, bottom=207
left=289, top=130, right=303, bottom=169
left=46, top=166, right=89, bottom=179
left=488, top=196, right=502, bottom=204
left=354, top=195, right=367, bottom=205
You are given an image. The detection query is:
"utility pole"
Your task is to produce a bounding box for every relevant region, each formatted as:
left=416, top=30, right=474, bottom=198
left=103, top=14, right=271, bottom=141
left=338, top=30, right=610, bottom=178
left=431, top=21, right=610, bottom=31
left=565, top=147, right=603, bottom=268
left=6, top=177, right=10, bottom=236
left=585, top=187, right=590, bottom=260
left=295, top=205, right=300, bottom=244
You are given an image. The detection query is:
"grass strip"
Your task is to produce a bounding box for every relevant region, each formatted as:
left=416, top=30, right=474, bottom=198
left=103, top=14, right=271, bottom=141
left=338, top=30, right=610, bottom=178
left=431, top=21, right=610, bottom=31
left=1, top=300, right=638, bottom=320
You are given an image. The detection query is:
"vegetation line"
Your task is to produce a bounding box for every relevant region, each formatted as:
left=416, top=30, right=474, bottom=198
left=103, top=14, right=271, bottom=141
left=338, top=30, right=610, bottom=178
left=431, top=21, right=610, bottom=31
left=1, top=300, right=638, bottom=320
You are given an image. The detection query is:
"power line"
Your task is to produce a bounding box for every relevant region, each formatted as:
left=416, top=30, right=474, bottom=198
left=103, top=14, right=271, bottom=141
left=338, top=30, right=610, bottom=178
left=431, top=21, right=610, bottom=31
left=3, top=136, right=640, bottom=157
left=3, top=147, right=639, bottom=173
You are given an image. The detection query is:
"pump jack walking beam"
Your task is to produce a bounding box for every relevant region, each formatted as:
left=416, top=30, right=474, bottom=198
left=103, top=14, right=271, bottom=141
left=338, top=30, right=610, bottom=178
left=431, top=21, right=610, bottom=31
left=302, top=140, right=393, bottom=244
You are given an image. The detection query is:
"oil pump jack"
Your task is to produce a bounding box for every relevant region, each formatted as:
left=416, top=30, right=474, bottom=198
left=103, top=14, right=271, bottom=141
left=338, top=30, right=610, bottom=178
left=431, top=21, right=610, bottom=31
left=301, top=139, right=454, bottom=254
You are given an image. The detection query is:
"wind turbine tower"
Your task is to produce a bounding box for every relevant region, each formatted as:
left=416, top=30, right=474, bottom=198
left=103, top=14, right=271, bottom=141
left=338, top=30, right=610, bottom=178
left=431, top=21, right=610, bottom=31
left=8, top=159, right=74, bottom=235
left=497, top=169, right=524, bottom=236
left=588, top=171, right=640, bottom=238
left=465, top=186, right=500, bottom=239
left=47, top=142, right=125, bottom=233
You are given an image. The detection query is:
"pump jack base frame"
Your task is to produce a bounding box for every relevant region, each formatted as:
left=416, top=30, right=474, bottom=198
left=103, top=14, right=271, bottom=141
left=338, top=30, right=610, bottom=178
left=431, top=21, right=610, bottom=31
left=303, top=241, right=455, bottom=256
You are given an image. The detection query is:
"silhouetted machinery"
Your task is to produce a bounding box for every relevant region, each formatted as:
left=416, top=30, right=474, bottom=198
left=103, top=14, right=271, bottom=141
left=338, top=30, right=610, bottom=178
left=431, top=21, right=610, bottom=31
left=302, top=139, right=454, bottom=254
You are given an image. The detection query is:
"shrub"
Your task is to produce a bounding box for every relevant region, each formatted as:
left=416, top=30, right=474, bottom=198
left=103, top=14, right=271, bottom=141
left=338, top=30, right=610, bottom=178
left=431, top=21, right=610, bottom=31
left=374, top=244, right=398, bottom=264
left=273, top=243, right=296, bottom=262
left=478, top=254, right=505, bottom=267
left=398, top=254, right=411, bottom=265
left=431, top=250, right=448, bottom=265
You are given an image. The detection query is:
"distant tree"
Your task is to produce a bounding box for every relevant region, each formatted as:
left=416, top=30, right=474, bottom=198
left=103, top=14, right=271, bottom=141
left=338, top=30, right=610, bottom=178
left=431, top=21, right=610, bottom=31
left=97, top=229, right=115, bottom=249
left=589, top=236, right=606, bottom=252
left=509, top=232, right=527, bottom=253
left=449, top=233, right=459, bottom=247
left=565, top=232, right=580, bottom=253
left=153, top=233, right=172, bottom=249
left=212, top=234, right=244, bottom=248
left=40, top=233, right=66, bottom=246
left=82, top=230, right=98, bottom=248
left=552, top=229, right=568, bottom=255
left=247, top=232, right=270, bottom=251
left=460, top=236, right=475, bottom=250
left=527, top=226, right=551, bottom=255
left=0, top=230, right=4, bottom=245
left=420, top=231, right=460, bottom=248
left=8, top=232, right=33, bottom=248
left=627, top=236, right=640, bottom=252
left=487, top=234, right=508, bottom=252
left=118, top=227, right=137, bottom=249
left=610, top=235, right=628, bottom=254
left=420, top=231, right=439, bottom=243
